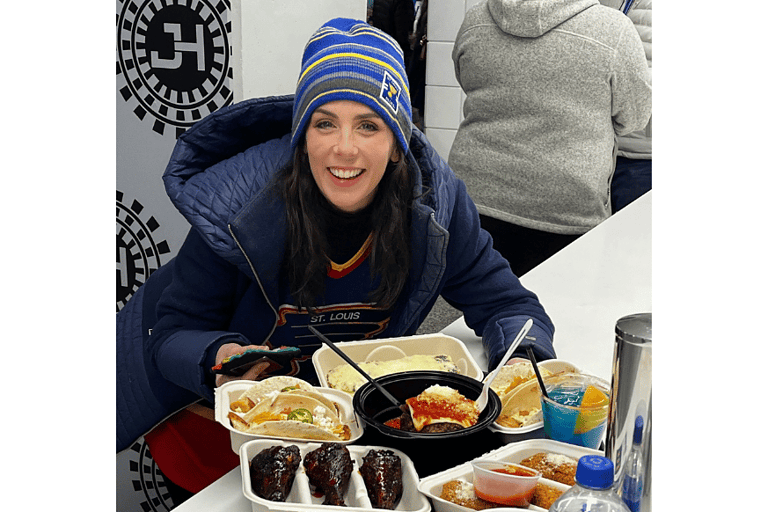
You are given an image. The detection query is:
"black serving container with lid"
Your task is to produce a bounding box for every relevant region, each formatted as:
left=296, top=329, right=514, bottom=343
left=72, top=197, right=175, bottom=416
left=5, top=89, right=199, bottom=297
left=353, top=370, right=503, bottom=476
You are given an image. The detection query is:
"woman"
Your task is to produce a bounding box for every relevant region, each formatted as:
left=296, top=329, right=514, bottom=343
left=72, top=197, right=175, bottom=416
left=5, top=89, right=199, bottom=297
left=116, top=18, right=555, bottom=456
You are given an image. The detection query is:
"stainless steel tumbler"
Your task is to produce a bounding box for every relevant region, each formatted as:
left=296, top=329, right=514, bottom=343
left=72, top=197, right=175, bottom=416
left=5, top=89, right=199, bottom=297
left=605, top=313, right=652, bottom=512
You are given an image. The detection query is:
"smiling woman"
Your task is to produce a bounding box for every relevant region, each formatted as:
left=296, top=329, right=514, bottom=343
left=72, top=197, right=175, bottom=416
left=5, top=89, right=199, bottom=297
left=117, top=16, right=557, bottom=496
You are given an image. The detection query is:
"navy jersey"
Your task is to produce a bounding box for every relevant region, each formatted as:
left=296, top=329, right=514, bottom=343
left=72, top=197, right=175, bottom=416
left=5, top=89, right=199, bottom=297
left=267, top=234, right=392, bottom=383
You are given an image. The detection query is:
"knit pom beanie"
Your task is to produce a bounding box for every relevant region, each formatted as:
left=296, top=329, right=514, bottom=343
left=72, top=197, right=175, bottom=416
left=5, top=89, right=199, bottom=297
left=291, top=18, right=413, bottom=153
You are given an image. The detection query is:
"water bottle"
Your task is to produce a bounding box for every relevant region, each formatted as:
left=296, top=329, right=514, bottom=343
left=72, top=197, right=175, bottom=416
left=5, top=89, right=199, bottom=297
left=549, top=455, right=630, bottom=512
left=620, top=416, right=644, bottom=511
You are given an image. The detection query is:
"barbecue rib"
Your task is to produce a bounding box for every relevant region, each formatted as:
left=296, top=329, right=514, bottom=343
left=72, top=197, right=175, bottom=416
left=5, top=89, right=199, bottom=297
left=303, top=442, right=354, bottom=506
left=360, top=449, right=403, bottom=509
left=249, top=444, right=301, bottom=502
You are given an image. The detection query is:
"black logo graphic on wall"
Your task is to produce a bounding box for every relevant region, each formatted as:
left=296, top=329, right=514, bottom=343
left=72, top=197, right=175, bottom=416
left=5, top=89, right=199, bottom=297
left=126, top=439, right=182, bottom=511
left=117, top=0, right=233, bottom=138
left=117, top=191, right=171, bottom=312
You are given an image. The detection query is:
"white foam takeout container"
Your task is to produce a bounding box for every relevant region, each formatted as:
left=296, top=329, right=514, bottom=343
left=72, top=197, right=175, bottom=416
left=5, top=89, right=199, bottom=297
left=215, top=380, right=364, bottom=454
left=240, top=439, right=431, bottom=512
left=418, top=438, right=601, bottom=512
left=312, top=333, right=484, bottom=391
left=488, top=359, right=580, bottom=442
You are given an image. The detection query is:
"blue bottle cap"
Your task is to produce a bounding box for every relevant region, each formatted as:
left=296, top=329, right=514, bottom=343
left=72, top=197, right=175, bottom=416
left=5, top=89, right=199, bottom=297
left=633, top=415, right=644, bottom=445
left=575, top=455, right=614, bottom=489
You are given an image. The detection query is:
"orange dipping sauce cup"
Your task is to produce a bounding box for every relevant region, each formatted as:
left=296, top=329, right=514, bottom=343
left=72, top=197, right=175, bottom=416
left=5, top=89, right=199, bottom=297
left=471, top=460, right=541, bottom=507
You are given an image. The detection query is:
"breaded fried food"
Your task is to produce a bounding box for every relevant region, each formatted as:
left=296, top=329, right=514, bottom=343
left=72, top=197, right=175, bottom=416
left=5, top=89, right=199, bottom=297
left=440, top=477, right=564, bottom=510
left=530, top=482, right=565, bottom=509
left=439, top=480, right=495, bottom=511
left=519, top=452, right=578, bottom=485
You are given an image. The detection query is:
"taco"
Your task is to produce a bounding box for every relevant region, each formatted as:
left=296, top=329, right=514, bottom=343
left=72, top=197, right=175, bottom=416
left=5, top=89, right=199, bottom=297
left=229, top=376, right=314, bottom=413
left=280, top=388, right=345, bottom=420
left=496, top=372, right=578, bottom=429
left=229, top=391, right=352, bottom=441
left=489, top=361, right=553, bottom=398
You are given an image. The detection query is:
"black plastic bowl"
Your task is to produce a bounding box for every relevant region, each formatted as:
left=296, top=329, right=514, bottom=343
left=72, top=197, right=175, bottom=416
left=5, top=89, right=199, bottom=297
left=353, top=371, right=502, bottom=475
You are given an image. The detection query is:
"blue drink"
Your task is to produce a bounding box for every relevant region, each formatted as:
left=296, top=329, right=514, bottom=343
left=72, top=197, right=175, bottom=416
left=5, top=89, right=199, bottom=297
left=540, top=376, right=610, bottom=449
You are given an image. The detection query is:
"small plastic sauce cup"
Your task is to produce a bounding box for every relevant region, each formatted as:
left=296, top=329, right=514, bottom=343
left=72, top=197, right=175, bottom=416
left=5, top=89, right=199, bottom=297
left=471, top=460, right=541, bottom=506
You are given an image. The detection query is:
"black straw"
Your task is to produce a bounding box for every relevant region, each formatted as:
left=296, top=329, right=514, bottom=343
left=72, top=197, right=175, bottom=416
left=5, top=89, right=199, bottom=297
left=525, top=346, right=550, bottom=400
left=308, top=325, right=403, bottom=408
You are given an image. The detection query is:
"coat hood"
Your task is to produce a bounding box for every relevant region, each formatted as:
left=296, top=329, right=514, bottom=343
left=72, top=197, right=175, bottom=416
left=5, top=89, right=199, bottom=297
left=488, top=0, right=598, bottom=37
left=162, top=95, right=446, bottom=274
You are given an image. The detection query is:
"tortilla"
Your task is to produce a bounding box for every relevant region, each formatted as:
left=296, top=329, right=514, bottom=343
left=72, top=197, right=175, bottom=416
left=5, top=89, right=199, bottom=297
left=281, top=389, right=344, bottom=419
left=229, top=376, right=314, bottom=413
left=230, top=391, right=351, bottom=441
left=496, top=372, right=579, bottom=429
left=489, top=361, right=553, bottom=398
left=406, top=385, right=479, bottom=431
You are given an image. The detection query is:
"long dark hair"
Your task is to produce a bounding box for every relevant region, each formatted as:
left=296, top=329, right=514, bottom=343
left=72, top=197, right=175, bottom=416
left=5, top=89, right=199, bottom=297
left=277, top=144, right=415, bottom=312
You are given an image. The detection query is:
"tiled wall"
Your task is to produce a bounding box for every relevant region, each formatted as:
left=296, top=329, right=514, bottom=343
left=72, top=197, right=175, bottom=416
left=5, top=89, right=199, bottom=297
left=424, top=0, right=482, bottom=160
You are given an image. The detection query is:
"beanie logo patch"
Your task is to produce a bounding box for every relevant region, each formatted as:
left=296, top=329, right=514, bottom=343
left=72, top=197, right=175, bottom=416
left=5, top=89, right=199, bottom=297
left=379, top=71, right=401, bottom=114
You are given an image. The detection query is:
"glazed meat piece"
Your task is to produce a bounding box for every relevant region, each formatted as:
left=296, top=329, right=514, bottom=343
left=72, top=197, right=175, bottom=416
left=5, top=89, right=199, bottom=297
left=303, top=442, right=354, bottom=506
left=249, top=444, right=301, bottom=502
left=360, top=449, right=403, bottom=509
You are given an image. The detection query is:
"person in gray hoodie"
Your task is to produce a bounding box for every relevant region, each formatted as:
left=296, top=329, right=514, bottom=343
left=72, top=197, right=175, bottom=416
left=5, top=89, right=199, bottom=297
left=449, top=0, right=651, bottom=276
left=600, top=0, right=652, bottom=212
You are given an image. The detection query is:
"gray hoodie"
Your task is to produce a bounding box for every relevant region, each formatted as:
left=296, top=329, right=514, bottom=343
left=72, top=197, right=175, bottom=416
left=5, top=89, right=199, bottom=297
left=600, top=0, right=652, bottom=159
left=449, top=0, right=651, bottom=234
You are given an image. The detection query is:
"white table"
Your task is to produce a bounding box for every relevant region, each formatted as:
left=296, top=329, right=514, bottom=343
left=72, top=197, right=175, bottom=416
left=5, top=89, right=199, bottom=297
left=174, top=191, right=652, bottom=511
left=443, top=191, right=651, bottom=380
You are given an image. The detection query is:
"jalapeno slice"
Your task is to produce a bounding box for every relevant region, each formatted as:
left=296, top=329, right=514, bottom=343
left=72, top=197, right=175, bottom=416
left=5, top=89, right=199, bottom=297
left=287, top=408, right=313, bottom=423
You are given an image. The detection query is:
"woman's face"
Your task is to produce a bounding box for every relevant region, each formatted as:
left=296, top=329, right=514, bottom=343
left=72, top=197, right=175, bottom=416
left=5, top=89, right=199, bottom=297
left=304, top=100, right=400, bottom=213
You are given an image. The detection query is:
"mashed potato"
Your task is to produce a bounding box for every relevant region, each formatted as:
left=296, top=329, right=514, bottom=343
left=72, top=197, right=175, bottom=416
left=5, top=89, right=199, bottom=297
left=326, top=354, right=459, bottom=394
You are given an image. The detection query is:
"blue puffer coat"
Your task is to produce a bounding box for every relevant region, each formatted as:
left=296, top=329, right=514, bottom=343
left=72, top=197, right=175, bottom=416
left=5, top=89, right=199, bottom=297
left=116, top=95, right=556, bottom=452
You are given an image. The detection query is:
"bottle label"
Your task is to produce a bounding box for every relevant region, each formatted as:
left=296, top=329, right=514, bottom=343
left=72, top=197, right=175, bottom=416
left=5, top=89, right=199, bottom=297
left=621, top=475, right=643, bottom=512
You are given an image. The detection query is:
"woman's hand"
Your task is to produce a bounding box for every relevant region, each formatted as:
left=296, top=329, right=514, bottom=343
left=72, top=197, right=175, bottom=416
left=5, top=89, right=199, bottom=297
left=214, top=343, right=272, bottom=387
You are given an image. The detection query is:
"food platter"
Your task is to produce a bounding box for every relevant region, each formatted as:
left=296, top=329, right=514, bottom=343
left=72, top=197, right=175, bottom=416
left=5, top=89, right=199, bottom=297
left=218, top=356, right=602, bottom=511
left=214, top=380, right=364, bottom=453
left=240, top=439, right=431, bottom=512
left=418, top=439, right=601, bottom=512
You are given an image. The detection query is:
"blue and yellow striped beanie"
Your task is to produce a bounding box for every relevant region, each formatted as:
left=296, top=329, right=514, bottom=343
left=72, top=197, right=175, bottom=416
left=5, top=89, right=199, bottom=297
left=291, top=18, right=412, bottom=153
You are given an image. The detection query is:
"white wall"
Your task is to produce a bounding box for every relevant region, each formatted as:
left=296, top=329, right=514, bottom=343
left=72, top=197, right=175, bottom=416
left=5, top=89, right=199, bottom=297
left=423, top=0, right=481, bottom=161
left=116, top=0, right=237, bottom=311
left=232, top=0, right=367, bottom=101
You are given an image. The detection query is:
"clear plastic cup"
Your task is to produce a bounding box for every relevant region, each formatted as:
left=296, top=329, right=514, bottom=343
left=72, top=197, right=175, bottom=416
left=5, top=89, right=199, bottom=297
left=540, top=373, right=610, bottom=448
left=471, top=460, right=541, bottom=507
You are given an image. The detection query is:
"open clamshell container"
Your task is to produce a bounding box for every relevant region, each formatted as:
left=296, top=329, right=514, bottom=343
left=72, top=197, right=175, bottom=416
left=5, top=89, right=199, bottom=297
left=488, top=360, right=580, bottom=443
left=418, top=439, right=601, bottom=512
left=215, top=380, right=364, bottom=453
left=240, top=439, right=431, bottom=512
left=312, top=333, right=484, bottom=392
